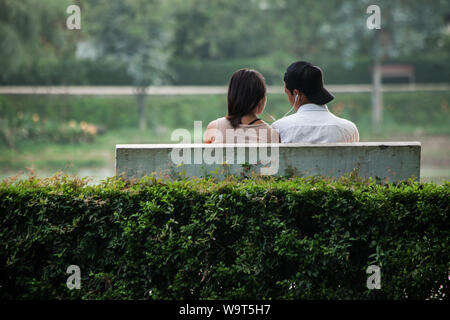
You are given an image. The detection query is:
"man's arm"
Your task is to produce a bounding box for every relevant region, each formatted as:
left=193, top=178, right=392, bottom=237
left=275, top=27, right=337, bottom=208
left=271, top=120, right=283, bottom=143
left=351, top=124, right=360, bottom=142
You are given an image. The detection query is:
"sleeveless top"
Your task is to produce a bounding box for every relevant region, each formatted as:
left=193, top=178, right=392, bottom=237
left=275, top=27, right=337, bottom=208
left=212, top=117, right=280, bottom=144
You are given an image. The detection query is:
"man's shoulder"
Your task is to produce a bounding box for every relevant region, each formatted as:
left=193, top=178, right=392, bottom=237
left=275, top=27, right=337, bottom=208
left=272, top=114, right=297, bottom=130
left=329, top=113, right=358, bottom=130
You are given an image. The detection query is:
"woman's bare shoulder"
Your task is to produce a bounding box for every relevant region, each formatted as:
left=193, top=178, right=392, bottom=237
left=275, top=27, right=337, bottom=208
left=206, top=119, right=218, bottom=129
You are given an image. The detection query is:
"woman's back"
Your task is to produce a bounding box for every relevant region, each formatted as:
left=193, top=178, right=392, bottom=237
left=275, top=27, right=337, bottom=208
left=212, top=117, right=279, bottom=143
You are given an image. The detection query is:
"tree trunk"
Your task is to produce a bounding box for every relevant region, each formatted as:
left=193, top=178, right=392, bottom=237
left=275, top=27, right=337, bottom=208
left=136, top=87, right=147, bottom=131
left=371, top=31, right=383, bottom=128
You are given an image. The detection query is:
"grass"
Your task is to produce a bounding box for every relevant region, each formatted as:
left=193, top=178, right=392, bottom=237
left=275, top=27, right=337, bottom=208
left=1, top=128, right=448, bottom=184
left=1, top=91, right=449, bottom=183
left=0, top=128, right=168, bottom=172
left=1, top=91, right=449, bottom=135
left=421, top=167, right=450, bottom=184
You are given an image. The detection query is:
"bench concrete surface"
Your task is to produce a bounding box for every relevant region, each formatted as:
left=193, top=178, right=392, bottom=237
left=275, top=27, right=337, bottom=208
left=115, top=142, right=421, bottom=182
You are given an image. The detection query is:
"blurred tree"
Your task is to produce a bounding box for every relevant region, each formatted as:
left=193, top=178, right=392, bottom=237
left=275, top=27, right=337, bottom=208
left=85, top=0, right=173, bottom=131
left=319, top=0, right=450, bottom=126
left=171, top=0, right=274, bottom=60
left=169, top=0, right=449, bottom=87
left=0, top=0, right=79, bottom=85
left=264, top=0, right=340, bottom=60
left=1, top=0, right=448, bottom=92
left=168, top=0, right=342, bottom=85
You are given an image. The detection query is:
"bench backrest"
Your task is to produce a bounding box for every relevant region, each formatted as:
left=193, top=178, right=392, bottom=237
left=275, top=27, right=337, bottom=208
left=115, top=142, right=421, bottom=182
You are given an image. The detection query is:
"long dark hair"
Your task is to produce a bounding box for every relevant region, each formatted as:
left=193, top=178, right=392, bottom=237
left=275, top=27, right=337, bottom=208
left=226, top=68, right=266, bottom=128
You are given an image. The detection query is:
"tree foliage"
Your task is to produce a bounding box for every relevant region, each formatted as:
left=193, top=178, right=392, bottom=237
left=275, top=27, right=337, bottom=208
left=323, top=0, right=450, bottom=65
left=85, top=0, right=173, bottom=87
left=0, top=0, right=78, bottom=84
left=0, top=0, right=449, bottom=84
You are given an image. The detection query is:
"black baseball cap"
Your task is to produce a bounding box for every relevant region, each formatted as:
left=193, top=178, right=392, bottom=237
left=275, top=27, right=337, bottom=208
left=284, top=61, right=334, bottom=105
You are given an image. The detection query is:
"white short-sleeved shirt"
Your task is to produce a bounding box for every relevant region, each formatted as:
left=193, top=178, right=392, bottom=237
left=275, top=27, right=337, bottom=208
left=272, top=103, right=359, bottom=143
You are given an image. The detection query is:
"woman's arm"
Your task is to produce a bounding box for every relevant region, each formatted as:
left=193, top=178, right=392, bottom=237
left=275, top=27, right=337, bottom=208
left=204, top=120, right=217, bottom=144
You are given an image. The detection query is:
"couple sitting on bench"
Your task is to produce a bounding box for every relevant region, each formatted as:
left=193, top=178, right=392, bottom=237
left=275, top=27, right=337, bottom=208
left=204, top=61, right=359, bottom=144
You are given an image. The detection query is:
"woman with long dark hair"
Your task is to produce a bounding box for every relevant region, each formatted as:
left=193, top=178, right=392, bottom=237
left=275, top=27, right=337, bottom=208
left=204, top=68, right=279, bottom=143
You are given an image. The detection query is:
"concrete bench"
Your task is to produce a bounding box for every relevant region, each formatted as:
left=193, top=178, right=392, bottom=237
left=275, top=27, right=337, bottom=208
left=115, top=142, right=421, bottom=182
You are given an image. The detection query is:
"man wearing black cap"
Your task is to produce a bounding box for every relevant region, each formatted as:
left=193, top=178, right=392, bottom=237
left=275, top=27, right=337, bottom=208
left=272, top=61, right=359, bottom=143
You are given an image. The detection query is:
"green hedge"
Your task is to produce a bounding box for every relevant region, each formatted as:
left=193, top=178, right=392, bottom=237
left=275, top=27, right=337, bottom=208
left=0, top=175, right=449, bottom=300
